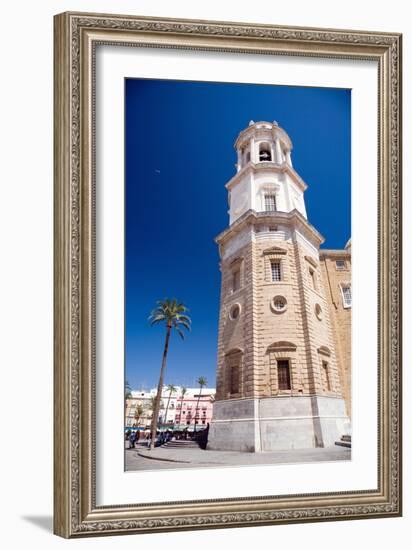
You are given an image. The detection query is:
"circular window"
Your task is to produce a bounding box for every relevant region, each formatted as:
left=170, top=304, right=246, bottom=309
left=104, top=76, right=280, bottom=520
left=229, top=303, right=241, bottom=320
left=271, top=295, right=287, bottom=313
left=315, top=303, right=323, bottom=320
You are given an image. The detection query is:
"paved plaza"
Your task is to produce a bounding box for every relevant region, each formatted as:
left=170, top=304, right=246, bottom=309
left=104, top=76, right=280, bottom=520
left=125, top=440, right=351, bottom=471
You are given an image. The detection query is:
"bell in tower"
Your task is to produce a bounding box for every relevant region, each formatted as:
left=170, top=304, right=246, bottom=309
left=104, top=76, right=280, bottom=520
left=207, top=121, right=351, bottom=452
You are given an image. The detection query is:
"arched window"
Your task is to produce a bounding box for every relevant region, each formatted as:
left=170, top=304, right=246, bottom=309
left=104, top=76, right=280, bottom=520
left=259, top=143, right=272, bottom=162
left=230, top=257, right=243, bottom=293
left=264, top=193, right=277, bottom=212
left=340, top=284, right=352, bottom=308
left=266, top=342, right=297, bottom=394
left=277, top=359, right=291, bottom=390
left=309, top=267, right=318, bottom=291
left=232, top=269, right=240, bottom=292
left=322, top=361, right=332, bottom=391
left=230, top=365, right=240, bottom=394
left=225, top=348, right=243, bottom=397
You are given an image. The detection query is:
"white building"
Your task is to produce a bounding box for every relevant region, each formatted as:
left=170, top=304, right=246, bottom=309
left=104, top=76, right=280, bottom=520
left=125, top=385, right=215, bottom=429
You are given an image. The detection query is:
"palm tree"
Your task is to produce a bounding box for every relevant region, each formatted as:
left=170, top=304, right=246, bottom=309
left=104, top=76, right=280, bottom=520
left=145, top=395, right=156, bottom=424
left=178, top=386, right=187, bottom=427
left=124, top=380, right=132, bottom=426
left=194, top=376, right=207, bottom=433
left=125, top=380, right=132, bottom=400
left=148, top=395, right=156, bottom=410
left=134, top=403, right=144, bottom=426
left=148, top=299, right=191, bottom=449
left=164, top=384, right=177, bottom=428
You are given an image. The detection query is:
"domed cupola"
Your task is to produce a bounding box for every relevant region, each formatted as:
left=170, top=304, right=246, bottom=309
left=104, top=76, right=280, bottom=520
left=227, top=121, right=307, bottom=225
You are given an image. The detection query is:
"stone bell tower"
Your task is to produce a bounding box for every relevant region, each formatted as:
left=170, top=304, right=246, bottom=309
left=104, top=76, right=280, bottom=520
left=207, top=121, right=351, bottom=452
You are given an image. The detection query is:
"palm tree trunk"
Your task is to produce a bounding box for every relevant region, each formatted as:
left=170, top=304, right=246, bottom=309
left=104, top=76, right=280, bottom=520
left=194, top=387, right=203, bottom=433
left=164, top=391, right=172, bottom=429
left=150, top=324, right=171, bottom=450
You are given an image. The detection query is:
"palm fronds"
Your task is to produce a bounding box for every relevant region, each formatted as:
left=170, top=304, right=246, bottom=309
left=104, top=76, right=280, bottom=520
left=149, top=298, right=191, bottom=339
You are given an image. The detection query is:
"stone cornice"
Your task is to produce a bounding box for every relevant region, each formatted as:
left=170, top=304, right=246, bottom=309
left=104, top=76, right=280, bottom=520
left=304, top=255, right=318, bottom=268
left=319, top=248, right=351, bottom=258
left=226, top=162, right=308, bottom=192
left=229, top=256, right=244, bottom=266
left=225, top=347, right=244, bottom=356
left=317, top=346, right=332, bottom=357
left=262, top=246, right=287, bottom=256
left=234, top=121, right=292, bottom=150
left=267, top=341, right=297, bottom=352
left=215, top=209, right=324, bottom=248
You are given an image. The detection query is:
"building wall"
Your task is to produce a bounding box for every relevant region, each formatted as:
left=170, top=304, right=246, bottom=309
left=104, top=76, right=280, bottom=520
left=174, top=394, right=214, bottom=428
left=125, top=387, right=215, bottom=429
left=125, top=392, right=156, bottom=429
left=215, top=217, right=344, bottom=403
left=319, top=251, right=352, bottom=417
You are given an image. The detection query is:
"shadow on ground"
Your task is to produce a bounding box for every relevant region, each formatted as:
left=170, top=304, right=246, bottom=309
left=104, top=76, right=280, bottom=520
left=21, top=515, right=53, bottom=533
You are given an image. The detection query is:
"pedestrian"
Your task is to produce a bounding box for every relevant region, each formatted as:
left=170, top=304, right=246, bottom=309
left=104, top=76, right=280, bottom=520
left=128, top=430, right=136, bottom=449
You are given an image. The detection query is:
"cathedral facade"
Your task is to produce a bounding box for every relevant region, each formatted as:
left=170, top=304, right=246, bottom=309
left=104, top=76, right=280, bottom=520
left=207, top=121, right=351, bottom=452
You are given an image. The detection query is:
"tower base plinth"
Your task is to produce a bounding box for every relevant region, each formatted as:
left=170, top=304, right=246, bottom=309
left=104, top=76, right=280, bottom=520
left=207, top=396, right=351, bottom=452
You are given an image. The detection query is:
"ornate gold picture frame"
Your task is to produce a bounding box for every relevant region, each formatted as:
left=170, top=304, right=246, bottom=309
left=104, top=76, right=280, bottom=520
left=54, top=11, right=402, bottom=538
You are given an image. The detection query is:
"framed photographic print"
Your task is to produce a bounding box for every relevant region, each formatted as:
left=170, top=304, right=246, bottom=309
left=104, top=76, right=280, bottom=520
left=53, top=12, right=402, bottom=538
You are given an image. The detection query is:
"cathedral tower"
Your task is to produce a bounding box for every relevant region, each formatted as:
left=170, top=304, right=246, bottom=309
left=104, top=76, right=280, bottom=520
left=208, top=121, right=351, bottom=452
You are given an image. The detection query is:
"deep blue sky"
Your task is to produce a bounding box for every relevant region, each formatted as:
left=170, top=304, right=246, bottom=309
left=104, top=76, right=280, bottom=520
left=125, top=78, right=351, bottom=390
